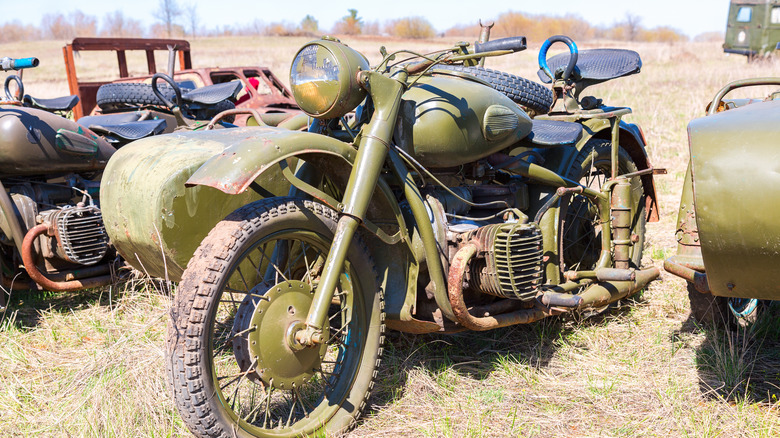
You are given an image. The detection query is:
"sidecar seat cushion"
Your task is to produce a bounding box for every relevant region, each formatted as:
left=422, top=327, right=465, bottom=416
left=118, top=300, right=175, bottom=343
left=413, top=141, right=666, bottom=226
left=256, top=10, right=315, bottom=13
left=87, top=119, right=167, bottom=141
left=77, top=112, right=142, bottom=129
left=527, top=120, right=583, bottom=146
left=23, top=94, right=80, bottom=112
left=537, top=49, right=641, bottom=84
left=182, top=81, right=243, bottom=105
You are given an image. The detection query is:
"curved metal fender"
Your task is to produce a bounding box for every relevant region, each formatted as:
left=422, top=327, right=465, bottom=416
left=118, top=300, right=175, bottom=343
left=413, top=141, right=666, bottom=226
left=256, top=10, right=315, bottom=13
left=186, top=128, right=357, bottom=194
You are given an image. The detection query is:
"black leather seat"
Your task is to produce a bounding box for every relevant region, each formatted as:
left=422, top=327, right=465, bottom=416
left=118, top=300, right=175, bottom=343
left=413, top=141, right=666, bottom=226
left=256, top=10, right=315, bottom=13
left=526, top=120, right=583, bottom=146
left=538, top=49, right=642, bottom=85
left=23, top=94, right=80, bottom=112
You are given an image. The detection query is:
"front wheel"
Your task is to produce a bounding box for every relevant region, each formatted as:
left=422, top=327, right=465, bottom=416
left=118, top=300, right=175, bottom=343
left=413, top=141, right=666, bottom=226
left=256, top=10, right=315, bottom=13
left=167, top=197, right=384, bottom=437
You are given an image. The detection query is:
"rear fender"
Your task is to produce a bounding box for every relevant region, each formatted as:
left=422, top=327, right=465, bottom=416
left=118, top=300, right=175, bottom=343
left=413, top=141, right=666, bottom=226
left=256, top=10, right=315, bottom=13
left=187, top=127, right=422, bottom=324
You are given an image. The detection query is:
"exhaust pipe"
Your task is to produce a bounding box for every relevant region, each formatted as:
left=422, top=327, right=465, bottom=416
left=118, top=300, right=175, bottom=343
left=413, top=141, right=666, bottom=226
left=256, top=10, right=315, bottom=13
left=21, top=224, right=115, bottom=292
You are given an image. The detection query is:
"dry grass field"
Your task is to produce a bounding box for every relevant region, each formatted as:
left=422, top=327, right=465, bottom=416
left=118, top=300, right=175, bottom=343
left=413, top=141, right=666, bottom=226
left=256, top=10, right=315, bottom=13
left=1, top=35, right=779, bottom=437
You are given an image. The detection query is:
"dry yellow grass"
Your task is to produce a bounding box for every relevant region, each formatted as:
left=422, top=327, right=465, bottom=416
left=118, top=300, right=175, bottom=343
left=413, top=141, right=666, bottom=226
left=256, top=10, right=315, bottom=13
left=1, top=35, right=779, bottom=437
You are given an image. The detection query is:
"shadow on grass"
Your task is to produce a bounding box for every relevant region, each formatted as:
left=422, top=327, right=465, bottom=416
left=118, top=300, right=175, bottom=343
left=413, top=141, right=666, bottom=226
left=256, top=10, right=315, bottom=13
left=677, top=302, right=780, bottom=404
left=367, top=295, right=643, bottom=412
left=0, top=277, right=171, bottom=329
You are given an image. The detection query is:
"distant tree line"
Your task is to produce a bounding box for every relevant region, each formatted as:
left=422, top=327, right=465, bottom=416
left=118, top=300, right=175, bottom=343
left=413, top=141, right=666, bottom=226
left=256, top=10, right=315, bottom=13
left=0, top=3, right=705, bottom=44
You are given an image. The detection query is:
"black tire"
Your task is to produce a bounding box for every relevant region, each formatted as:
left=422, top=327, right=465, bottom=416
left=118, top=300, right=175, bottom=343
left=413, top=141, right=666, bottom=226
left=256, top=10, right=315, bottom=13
left=167, top=197, right=384, bottom=438
left=433, top=65, right=553, bottom=115
left=560, top=138, right=646, bottom=273
left=96, top=83, right=191, bottom=110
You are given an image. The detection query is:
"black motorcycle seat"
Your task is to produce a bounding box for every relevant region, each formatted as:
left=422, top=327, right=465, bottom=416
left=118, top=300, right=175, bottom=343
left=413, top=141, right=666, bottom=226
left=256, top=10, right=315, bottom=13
left=182, top=81, right=242, bottom=105
left=77, top=112, right=142, bottom=128
left=537, top=49, right=641, bottom=84
left=526, top=120, right=583, bottom=146
left=23, top=94, right=80, bottom=112
left=87, top=119, right=167, bottom=141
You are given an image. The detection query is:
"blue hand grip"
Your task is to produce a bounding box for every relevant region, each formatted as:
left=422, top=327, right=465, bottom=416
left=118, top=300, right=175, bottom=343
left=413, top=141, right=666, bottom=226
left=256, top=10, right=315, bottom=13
left=538, top=35, right=578, bottom=81
left=13, top=57, right=39, bottom=70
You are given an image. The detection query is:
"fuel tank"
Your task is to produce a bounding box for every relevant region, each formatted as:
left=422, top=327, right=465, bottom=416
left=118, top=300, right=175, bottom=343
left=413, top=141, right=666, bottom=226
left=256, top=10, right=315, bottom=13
left=0, top=106, right=115, bottom=176
left=393, top=74, right=532, bottom=168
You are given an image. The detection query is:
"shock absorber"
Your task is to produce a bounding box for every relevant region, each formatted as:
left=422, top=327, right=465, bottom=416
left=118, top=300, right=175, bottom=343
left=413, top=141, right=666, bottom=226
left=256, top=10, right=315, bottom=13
left=611, top=178, right=633, bottom=270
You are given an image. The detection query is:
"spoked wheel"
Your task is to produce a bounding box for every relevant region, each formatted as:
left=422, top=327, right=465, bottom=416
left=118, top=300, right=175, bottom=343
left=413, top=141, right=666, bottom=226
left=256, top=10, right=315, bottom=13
left=167, top=197, right=384, bottom=438
left=560, top=138, right=646, bottom=273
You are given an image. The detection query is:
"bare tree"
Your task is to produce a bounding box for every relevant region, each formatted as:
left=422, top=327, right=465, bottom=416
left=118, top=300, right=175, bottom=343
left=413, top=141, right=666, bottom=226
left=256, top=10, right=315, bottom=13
left=154, top=0, right=182, bottom=37
left=625, top=13, right=642, bottom=42
left=185, top=3, right=199, bottom=37
left=102, top=10, right=144, bottom=37
left=333, top=9, right=362, bottom=35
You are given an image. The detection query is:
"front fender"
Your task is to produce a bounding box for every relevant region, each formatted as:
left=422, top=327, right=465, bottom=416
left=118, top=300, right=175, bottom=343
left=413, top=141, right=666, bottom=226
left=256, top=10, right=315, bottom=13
left=186, top=128, right=357, bottom=194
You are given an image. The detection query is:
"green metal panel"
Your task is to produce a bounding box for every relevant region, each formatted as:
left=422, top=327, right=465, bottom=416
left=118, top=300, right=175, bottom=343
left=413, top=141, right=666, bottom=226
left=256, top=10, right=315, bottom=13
left=101, top=127, right=293, bottom=280
left=394, top=75, right=532, bottom=168
left=689, top=99, right=780, bottom=299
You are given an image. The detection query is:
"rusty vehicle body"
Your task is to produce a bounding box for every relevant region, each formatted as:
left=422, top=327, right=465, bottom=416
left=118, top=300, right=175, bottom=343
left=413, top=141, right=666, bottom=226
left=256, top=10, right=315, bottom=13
left=101, top=29, right=661, bottom=436
left=665, top=77, right=780, bottom=325
left=62, top=37, right=299, bottom=121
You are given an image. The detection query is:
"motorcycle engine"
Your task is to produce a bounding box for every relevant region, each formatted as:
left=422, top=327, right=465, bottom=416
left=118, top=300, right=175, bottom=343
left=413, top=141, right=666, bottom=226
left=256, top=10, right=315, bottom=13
left=9, top=181, right=109, bottom=267
left=458, top=222, right=543, bottom=300
left=425, top=183, right=544, bottom=301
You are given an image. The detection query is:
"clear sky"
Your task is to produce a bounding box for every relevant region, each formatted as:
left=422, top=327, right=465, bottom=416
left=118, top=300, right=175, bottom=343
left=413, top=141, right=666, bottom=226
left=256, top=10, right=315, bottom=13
left=7, top=0, right=727, bottom=38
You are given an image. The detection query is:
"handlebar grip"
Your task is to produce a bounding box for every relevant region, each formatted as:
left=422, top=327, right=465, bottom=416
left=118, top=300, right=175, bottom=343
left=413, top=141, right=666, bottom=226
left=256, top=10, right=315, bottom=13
left=14, top=57, right=39, bottom=69
left=474, top=36, right=527, bottom=53
left=1, top=57, right=39, bottom=71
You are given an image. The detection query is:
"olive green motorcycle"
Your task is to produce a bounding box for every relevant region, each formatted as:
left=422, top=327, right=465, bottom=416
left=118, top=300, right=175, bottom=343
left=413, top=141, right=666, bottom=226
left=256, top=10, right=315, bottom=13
left=154, top=35, right=661, bottom=436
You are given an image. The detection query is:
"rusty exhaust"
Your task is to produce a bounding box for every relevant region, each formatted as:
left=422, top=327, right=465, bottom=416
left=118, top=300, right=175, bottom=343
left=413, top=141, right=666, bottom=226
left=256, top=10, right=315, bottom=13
left=447, top=244, right=550, bottom=331
left=21, top=224, right=114, bottom=292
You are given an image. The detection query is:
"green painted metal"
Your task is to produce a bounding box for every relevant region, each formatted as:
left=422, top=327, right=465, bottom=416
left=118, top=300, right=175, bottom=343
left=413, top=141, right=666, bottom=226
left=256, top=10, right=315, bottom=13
left=0, top=106, right=114, bottom=176
left=395, top=74, right=532, bottom=168
left=101, top=127, right=293, bottom=280
left=724, top=0, right=780, bottom=57
left=688, top=99, right=780, bottom=300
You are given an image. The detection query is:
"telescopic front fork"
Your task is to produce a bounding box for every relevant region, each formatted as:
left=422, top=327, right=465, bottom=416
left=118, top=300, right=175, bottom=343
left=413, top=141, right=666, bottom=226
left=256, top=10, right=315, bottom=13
left=295, top=71, right=405, bottom=347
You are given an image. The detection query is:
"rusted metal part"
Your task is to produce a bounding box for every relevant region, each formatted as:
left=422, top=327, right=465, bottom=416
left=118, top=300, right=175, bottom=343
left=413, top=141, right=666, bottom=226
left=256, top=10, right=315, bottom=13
left=64, top=38, right=192, bottom=119
left=544, top=266, right=659, bottom=308
left=63, top=37, right=298, bottom=121
left=447, top=244, right=549, bottom=330
left=206, top=108, right=265, bottom=130
left=21, top=224, right=113, bottom=292
left=664, top=256, right=710, bottom=294
left=611, top=179, right=632, bottom=270
left=576, top=267, right=660, bottom=308
left=565, top=268, right=636, bottom=282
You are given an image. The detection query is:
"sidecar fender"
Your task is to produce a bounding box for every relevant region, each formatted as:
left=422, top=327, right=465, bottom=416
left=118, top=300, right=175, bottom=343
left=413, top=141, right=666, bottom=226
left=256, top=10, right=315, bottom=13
left=186, top=128, right=357, bottom=194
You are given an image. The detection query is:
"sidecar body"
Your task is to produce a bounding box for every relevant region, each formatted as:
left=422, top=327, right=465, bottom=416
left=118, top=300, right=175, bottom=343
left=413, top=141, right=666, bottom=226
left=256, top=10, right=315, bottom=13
left=665, top=83, right=780, bottom=320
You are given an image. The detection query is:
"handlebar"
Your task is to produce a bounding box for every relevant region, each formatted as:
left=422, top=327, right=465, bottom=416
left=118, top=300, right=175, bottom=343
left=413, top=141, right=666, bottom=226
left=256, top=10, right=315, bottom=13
left=0, top=57, right=39, bottom=72
left=474, top=36, right=527, bottom=54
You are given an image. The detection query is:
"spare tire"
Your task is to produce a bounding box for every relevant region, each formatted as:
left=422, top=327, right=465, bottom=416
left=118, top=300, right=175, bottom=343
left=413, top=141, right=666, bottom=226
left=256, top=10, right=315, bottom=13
left=96, top=83, right=192, bottom=110
left=432, top=65, right=553, bottom=115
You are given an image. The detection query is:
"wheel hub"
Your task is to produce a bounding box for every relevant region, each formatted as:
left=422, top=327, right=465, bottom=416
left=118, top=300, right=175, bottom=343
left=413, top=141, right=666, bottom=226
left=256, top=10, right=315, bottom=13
left=231, top=280, right=327, bottom=390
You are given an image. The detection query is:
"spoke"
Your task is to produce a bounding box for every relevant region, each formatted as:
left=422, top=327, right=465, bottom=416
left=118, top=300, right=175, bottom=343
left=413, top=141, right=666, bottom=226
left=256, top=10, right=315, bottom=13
left=236, top=266, right=251, bottom=293
left=284, top=245, right=308, bottom=278
left=285, top=390, right=297, bottom=427
left=263, top=386, right=274, bottom=428
left=293, top=387, right=312, bottom=417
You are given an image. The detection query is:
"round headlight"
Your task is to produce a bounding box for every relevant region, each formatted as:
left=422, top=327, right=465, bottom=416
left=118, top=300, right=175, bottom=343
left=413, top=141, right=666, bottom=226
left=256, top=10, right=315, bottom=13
left=290, top=39, right=369, bottom=119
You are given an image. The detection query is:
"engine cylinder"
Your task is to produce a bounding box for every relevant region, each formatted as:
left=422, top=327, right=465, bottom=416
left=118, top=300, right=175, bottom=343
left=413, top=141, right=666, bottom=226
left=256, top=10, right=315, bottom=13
left=464, top=222, right=543, bottom=300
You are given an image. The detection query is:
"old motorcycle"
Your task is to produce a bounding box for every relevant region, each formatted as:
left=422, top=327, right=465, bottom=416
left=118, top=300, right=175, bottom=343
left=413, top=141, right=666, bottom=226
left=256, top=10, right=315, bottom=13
left=115, top=34, right=661, bottom=436
left=0, top=56, right=255, bottom=310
